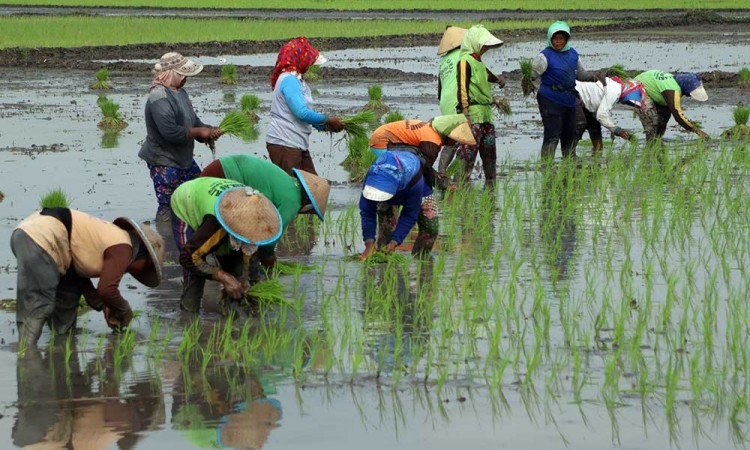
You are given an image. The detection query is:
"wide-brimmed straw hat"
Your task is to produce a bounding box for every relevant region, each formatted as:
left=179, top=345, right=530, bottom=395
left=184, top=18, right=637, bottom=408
left=154, top=52, right=203, bottom=76
left=215, top=187, right=282, bottom=245
left=437, top=26, right=468, bottom=55
left=292, top=169, right=331, bottom=221
left=113, top=217, right=164, bottom=288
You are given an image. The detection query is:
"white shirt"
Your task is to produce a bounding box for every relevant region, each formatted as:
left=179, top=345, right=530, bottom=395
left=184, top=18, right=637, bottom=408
left=574, top=77, right=622, bottom=132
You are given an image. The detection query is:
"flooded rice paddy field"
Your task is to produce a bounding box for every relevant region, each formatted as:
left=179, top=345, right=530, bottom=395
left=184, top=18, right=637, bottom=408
left=0, top=32, right=749, bottom=449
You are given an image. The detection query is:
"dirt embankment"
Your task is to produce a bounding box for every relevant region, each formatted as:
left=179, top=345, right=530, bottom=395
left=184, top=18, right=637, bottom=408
left=0, top=11, right=746, bottom=85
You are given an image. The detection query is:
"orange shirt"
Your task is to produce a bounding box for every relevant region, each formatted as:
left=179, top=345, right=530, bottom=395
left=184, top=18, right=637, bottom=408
left=369, top=120, right=442, bottom=150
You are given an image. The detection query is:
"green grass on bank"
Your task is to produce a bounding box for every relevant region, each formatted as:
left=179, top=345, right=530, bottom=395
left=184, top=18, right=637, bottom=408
left=0, top=16, right=611, bottom=49
left=0, top=0, right=744, bottom=9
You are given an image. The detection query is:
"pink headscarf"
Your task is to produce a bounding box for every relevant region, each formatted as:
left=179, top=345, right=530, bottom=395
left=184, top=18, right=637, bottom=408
left=150, top=69, right=185, bottom=91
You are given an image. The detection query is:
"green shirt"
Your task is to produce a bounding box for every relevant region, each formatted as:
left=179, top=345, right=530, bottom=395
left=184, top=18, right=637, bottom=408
left=171, top=177, right=243, bottom=231
left=219, top=154, right=302, bottom=231
left=457, top=53, right=494, bottom=124
left=635, top=70, right=681, bottom=107
left=439, top=49, right=461, bottom=116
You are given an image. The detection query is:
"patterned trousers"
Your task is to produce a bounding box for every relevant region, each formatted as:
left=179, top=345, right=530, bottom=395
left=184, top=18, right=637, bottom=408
left=377, top=194, right=439, bottom=255
left=456, top=122, right=497, bottom=183
left=635, top=100, right=672, bottom=141
left=148, top=160, right=201, bottom=219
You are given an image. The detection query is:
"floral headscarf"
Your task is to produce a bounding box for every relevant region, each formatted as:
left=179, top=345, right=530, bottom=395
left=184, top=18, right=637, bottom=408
left=270, top=37, right=320, bottom=90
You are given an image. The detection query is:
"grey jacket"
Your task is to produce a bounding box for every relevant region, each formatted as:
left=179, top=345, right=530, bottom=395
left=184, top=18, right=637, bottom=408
left=138, top=85, right=207, bottom=169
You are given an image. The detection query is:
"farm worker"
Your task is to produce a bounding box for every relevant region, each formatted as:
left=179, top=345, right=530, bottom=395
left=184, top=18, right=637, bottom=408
left=200, top=154, right=331, bottom=269
left=528, top=21, right=604, bottom=160
left=170, top=177, right=282, bottom=313
left=138, top=52, right=223, bottom=221
left=267, top=36, right=345, bottom=175
left=633, top=70, right=709, bottom=141
left=368, top=114, right=476, bottom=189
left=359, top=151, right=438, bottom=260
left=455, top=25, right=504, bottom=185
left=573, top=76, right=647, bottom=154
left=10, top=208, right=164, bottom=346
left=436, top=26, right=468, bottom=175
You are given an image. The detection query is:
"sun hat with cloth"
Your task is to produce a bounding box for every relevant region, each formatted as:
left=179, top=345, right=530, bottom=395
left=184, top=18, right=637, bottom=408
left=460, top=25, right=504, bottom=56
left=431, top=114, right=477, bottom=145
left=362, top=152, right=421, bottom=202
left=271, top=36, right=324, bottom=89
left=112, top=218, right=164, bottom=288
left=674, top=73, right=708, bottom=101
left=292, top=169, right=330, bottom=222
left=546, top=21, right=571, bottom=51
left=215, top=187, right=283, bottom=246
left=611, top=76, right=647, bottom=108
left=438, top=26, right=468, bottom=55
left=153, top=52, right=203, bottom=77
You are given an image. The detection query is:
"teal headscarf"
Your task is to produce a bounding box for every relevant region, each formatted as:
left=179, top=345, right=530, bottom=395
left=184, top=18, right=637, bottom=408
left=546, top=21, right=571, bottom=52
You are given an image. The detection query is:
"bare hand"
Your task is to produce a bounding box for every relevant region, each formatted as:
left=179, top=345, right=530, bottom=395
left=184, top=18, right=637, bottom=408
left=383, top=241, right=398, bottom=254
left=496, top=76, right=506, bottom=89
left=359, top=241, right=375, bottom=261
left=446, top=183, right=458, bottom=192
left=209, top=127, right=223, bottom=140
left=215, top=270, right=243, bottom=299
left=616, top=129, right=631, bottom=140
left=103, top=305, right=133, bottom=332
left=325, top=117, right=345, bottom=133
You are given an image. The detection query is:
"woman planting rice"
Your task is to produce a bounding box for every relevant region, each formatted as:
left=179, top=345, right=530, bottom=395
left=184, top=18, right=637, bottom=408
left=170, top=177, right=282, bottom=314
left=200, top=154, right=330, bottom=270
left=138, top=52, right=223, bottom=220
left=359, top=151, right=438, bottom=260
left=266, top=37, right=345, bottom=175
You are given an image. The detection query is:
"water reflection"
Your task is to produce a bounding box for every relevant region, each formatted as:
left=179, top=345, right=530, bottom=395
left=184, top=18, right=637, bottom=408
left=100, top=131, right=120, bottom=149
left=538, top=166, right=580, bottom=285
left=170, top=365, right=282, bottom=449
left=13, top=345, right=164, bottom=449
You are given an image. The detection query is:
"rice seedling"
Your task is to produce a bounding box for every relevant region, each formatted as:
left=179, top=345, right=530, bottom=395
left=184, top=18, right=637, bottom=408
left=90, top=67, right=111, bottom=90
left=341, top=110, right=377, bottom=141
left=341, top=133, right=375, bottom=182
left=608, top=64, right=629, bottom=79
left=364, top=251, right=409, bottom=265
left=39, top=187, right=70, bottom=208
left=723, top=105, right=750, bottom=140
left=739, top=67, right=750, bottom=88
left=96, top=95, right=127, bottom=131
left=218, top=110, right=256, bottom=141
left=272, top=261, right=318, bottom=276
left=244, top=279, right=290, bottom=305
left=240, top=93, right=261, bottom=122
left=305, top=64, right=321, bottom=82
left=493, top=97, right=512, bottom=118
left=520, top=58, right=535, bottom=98
left=219, top=63, right=237, bottom=85
left=384, top=110, right=404, bottom=124
left=733, top=105, right=749, bottom=126
left=363, top=85, right=389, bottom=117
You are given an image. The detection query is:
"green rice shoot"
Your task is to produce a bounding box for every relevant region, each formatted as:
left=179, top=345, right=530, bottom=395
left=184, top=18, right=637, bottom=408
left=244, top=279, right=289, bottom=305
left=368, top=85, right=383, bottom=102
left=39, top=187, right=70, bottom=209
left=220, top=64, right=237, bottom=85
left=341, top=133, right=376, bottom=182
left=90, top=67, right=111, bottom=89
left=96, top=95, right=127, bottom=130
left=739, top=67, right=750, bottom=87
left=493, top=97, right=512, bottom=117
left=341, top=110, right=378, bottom=141
left=305, top=64, right=321, bottom=82
left=734, top=105, right=750, bottom=126
left=608, top=64, right=629, bottom=79
left=272, top=261, right=318, bottom=276
left=240, top=94, right=261, bottom=113
left=365, top=251, right=409, bottom=265
left=219, top=110, right=255, bottom=141
left=384, top=110, right=404, bottom=123
left=520, top=58, right=534, bottom=98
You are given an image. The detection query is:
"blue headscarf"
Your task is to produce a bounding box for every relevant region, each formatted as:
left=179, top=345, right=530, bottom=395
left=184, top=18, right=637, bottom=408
left=674, top=73, right=702, bottom=96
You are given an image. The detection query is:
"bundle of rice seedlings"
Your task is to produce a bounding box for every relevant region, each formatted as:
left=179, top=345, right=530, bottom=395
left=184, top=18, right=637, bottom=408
left=384, top=110, right=404, bottom=124
left=341, top=134, right=376, bottom=182
left=240, top=94, right=261, bottom=122
left=739, top=67, right=750, bottom=88
left=39, top=187, right=70, bottom=209
left=520, top=58, right=535, bottom=98
left=219, top=64, right=237, bottom=85
left=723, top=105, right=750, bottom=139
left=96, top=95, right=127, bottom=131
left=365, top=251, right=409, bottom=265
left=272, top=261, right=318, bottom=276
left=90, top=67, right=111, bottom=90
left=243, top=279, right=289, bottom=305
left=493, top=97, right=512, bottom=118
left=305, top=64, right=321, bottom=82
left=341, top=110, right=378, bottom=141
left=363, top=85, right=389, bottom=117
left=608, top=64, right=629, bottom=79
left=219, top=110, right=255, bottom=141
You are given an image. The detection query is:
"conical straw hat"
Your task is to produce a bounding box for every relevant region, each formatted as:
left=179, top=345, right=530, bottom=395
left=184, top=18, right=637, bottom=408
left=448, top=122, right=476, bottom=146
left=437, top=26, right=468, bottom=55
left=292, top=169, right=331, bottom=221
left=113, top=217, right=164, bottom=288
left=215, top=187, right=282, bottom=245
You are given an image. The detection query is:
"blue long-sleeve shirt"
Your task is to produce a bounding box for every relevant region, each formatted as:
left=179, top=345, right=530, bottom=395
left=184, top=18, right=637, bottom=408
left=266, top=72, right=327, bottom=150
left=359, top=152, right=432, bottom=245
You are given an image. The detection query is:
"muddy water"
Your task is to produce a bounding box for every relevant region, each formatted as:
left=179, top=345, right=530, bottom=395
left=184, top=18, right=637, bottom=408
left=0, top=38, right=748, bottom=449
